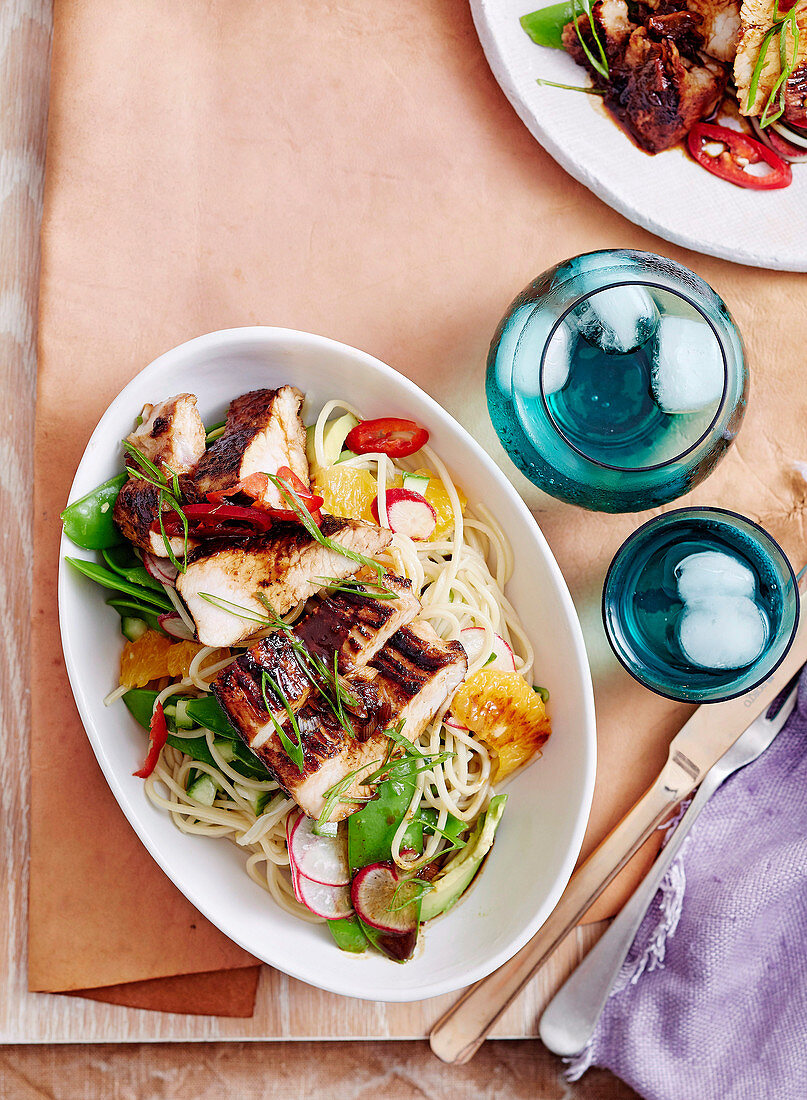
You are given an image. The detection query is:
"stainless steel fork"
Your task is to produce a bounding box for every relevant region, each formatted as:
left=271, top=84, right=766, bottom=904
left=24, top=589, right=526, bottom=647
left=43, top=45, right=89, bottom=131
left=539, top=680, right=800, bottom=1058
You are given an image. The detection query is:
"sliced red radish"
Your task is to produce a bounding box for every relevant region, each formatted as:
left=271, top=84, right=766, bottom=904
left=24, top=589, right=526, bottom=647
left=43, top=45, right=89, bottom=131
left=445, top=715, right=469, bottom=733
left=459, top=627, right=516, bottom=671
left=286, top=812, right=308, bottom=903
left=158, top=612, right=196, bottom=641
left=288, top=813, right=349, bottom=887
left=372, top=488, right=436, bottom=541
left=295, top=876, right=354, bottom=920
left=286, top=811, right=302, bottom=878
left=143, top=552, right=179, bottom=586
left=351, top=861, right=420, bottom=936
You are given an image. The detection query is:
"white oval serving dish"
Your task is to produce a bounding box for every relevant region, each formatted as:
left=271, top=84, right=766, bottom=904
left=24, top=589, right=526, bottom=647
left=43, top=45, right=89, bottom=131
left=58, top=326, right=596, bottom=1001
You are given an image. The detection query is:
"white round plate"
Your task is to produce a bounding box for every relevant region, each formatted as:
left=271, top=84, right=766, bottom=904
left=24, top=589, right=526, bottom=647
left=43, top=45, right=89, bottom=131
left=472, top=0, right=807, bottom=271
left=59, top=327, right=596, bottom=1002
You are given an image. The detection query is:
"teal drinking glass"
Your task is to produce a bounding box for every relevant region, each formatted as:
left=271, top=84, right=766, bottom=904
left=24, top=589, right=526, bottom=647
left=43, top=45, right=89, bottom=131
left=602, top=509, right=799, bottom=703
left=486, top=250, right=748, bottom=512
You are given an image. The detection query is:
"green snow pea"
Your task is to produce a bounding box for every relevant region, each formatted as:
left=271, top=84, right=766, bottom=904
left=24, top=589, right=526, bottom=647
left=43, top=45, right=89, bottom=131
left=520, top=3, right=576, bottom=50
left=183, top=695, right=237, bottom=736
left=65, top=557, right=173, bottom=611
left=327, top=916, right=369, bottom=954
left=421, top=807, right=466, bottom=850
left=347, top=758, right=424, bottom=871
left=102, top=545, right=166, bottom=593
left=60, top=474, right=126, bottom=550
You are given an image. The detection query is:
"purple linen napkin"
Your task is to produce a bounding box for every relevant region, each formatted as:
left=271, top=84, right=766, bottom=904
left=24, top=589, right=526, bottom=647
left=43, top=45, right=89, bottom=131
left=569, top=670, right=807, bottom=1100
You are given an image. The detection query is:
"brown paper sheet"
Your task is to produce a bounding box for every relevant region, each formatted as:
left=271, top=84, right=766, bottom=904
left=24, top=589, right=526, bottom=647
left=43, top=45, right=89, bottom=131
left=65, top=968, right=260, bottom=1018
left=31, top=0, right=807, bottom=1009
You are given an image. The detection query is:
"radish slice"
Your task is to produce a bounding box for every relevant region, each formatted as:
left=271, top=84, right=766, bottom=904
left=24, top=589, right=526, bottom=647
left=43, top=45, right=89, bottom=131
left=289, top=813, right=350, bottom=886
left=286, top=810, right=303, bottom=870
left=372, top=488, right=436, bottom=540
left=158, top=612, right=196, bottom=641
left=351, top=861, right=419, bottom=935
left=445, top=715, right=469, bottom=733
left=286, top=812, right=305, bottom=898
left=460, top=627, right=516, bottom=671
left=295, top=876, right=354, bottom=920
left=144, top=553, right=179, bottom=586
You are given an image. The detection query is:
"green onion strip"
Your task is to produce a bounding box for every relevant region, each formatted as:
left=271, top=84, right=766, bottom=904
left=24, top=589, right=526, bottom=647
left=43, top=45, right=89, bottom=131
left=747, top=3, right=802, bottom=128
left=263, top=471, right=385, bottom=582
left=572, top=0, right=609, bottom=79
left=122, top=440, right=189, bottom=573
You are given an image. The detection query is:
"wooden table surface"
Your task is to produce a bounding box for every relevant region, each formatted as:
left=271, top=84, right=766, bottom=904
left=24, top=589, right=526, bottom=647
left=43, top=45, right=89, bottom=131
left=0, top=2, right=638, bottom=1094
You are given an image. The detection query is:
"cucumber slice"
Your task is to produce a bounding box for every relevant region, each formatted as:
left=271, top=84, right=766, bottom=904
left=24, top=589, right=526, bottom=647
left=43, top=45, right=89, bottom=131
left=186, top=774, right=217, bottom=806
left=402, top=473, right=430, bottom=494
left=241, top=788, right=273, bottom=816
left=107, top=598, right=163, bottom=633
left=212, top=738, right=237, bottom=764
left=121, top=617, right=148, bottom=642
left=174, top=698, right=196, bottom=730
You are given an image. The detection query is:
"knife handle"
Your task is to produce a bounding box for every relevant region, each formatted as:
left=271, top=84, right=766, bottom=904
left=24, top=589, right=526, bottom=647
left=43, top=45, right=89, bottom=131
left=429, top=761, right=688, bottom=1064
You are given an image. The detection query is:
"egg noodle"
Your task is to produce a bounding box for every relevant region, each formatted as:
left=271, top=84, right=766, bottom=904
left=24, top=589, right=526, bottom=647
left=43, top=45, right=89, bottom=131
left=138, top=399, right=535, bottom=923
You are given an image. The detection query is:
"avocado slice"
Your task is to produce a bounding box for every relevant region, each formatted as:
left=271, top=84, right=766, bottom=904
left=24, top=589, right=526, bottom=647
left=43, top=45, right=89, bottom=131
left=306, top=413, right=358, bottom=470
left=420, top=794, right=507, bottom=922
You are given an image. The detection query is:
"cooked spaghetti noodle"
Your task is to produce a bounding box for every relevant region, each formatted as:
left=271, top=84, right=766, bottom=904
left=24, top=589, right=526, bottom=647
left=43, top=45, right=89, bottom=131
left=137, top=399, right=536, bottom=922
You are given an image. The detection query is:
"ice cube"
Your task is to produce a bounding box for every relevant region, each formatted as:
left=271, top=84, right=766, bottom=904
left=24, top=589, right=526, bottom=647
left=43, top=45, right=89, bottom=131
left=650, top=315, right=724, bottom=414
left=572, top=285, right=659, bottom=355
left=678, top=596, right=767, bottom=670
left=511, top=317, right=572, bottom=398
left=543, top=321, right=573, bottom=396
left=675, top=551, right=756, bottom=603
left=494, top=303, right=534, bottom=394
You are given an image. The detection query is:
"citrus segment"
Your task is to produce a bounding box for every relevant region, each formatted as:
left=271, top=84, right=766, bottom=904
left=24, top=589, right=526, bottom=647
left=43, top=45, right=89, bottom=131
left=314, top=465, right=464, bottom=540
left=450, top=670, right=551, bottom=780
left=313, top=466, right=378, bottom=524
left=120, top=630, right=209, bottom=688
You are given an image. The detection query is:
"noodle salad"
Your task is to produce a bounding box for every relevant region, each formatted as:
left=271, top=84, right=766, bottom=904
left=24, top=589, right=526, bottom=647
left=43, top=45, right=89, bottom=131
left=62, top=387, right=551, bottom=961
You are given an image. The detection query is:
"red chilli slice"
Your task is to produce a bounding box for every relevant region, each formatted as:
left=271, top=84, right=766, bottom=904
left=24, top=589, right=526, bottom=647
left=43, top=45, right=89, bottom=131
left=156, top=503, right=273, bottom=539
left=134, top=701, right=169, bottom=778
left=687, top=122, right=792, bottom=190
left=270, top=466, right=323, bottom=525
left=345, top=417, right=429, bottom=459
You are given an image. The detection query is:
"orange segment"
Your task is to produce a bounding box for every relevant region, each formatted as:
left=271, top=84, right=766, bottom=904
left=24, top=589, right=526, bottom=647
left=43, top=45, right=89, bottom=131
left=451, top=670, right=551, bottom=781
left=313, top=466, right=378, bottom=524
left=314, top=464, right=465, bottom=540
left=120, top=630, right=210, bottom=688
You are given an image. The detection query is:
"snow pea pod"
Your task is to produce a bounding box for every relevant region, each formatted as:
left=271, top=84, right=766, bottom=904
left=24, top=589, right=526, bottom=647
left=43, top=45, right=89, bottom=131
left=60, top=474, right=126, bottom=550
left=347, top=758, right=424, bottom=871
left=102, top=545, right=166, bottom=594
left=520, top=3, right=576, bottom=50
left=183, top=695, right=237, bottom=736
left=327, top=916, right=368, bottom=954
left=65, top=557, right=173, bottom=610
